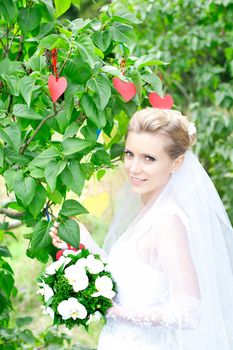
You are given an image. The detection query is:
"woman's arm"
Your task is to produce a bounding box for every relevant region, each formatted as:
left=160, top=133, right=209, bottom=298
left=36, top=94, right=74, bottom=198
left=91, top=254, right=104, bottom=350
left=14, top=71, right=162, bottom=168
left=107, top=214, right=201, bottom=329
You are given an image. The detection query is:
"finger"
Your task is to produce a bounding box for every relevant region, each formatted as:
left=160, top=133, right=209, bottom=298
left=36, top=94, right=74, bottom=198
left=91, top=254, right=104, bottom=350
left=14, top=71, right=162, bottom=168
left=54, top=222, right=59, bottom=228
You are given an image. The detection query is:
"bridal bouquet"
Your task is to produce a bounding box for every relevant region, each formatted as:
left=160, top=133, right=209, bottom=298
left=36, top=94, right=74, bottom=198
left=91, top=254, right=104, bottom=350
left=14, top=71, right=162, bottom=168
left=37, top=247, right=116, bottom=330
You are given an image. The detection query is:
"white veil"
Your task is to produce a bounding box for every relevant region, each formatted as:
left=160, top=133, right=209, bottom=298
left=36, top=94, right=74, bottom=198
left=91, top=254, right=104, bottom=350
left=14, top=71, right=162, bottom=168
left=103, top=150, right=233, bottom=349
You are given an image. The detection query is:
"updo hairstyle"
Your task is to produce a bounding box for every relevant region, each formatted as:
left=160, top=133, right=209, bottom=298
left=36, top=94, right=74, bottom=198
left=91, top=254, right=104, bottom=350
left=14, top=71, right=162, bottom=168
left=126, top=108, right=196, bottom=160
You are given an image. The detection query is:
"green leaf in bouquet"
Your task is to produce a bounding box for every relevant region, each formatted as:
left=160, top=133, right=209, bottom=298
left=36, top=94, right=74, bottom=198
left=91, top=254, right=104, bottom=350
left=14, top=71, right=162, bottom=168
left=60, top=199, right=88, bottom=217
left=60, top=161, right=85, bottom=196
left=0, top=269, right=14, bottom=298
left=0, top=144, right=4, bottom=167
left=3, top=169, right=16, bottom=192
left=0, top=59, right=23, bottom=75
left=131, top=70, right=143, bottom=105
left=31, top=220, right=52, bottom=250
left=58, top=218, right=80, bottom=249
left=16, top=316, right=33, bottom=328
left=112, top=7, right=141, bottom=25
left=87, top=75, right=111, bottom=111
left=101, top=65, right=128, bottom=81
left=44, top=160, right=66, bottom=192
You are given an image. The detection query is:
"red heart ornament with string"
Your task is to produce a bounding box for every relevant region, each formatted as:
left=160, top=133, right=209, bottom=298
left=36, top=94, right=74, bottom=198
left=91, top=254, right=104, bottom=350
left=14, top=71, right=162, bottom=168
left=48, top=75, right=67, bottom=102
left=149, top=92, right=174, bottom=109
left=113, top=77, right=137, bottom=102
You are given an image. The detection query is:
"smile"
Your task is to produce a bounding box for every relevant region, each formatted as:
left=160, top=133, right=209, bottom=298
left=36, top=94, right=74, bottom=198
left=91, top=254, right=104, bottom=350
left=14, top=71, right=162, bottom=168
left=130, top=176, right=146, bottom=183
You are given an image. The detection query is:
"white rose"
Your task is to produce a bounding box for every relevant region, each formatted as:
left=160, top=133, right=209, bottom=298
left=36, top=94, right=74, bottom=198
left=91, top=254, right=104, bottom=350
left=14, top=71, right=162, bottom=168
left=45, top=256, right=71, bottom=275
left=86, top=255, right=104, bottom=274
left=57, top=297, right=87, bottom=320
left=64, top=265, right=89, bottom=292
left=92, top=275, right=115, bottom=299
left=37, top=282, right=54, bottom=302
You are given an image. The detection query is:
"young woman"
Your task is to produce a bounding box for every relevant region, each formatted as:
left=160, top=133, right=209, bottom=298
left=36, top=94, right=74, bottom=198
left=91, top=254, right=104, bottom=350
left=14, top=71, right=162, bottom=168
left=50, top=108, right=233, bottom=350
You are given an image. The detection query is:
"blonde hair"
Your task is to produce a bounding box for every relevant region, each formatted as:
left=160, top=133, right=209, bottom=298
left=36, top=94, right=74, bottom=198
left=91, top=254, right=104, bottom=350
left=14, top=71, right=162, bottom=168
left=127, top=108, right=196, bottom=159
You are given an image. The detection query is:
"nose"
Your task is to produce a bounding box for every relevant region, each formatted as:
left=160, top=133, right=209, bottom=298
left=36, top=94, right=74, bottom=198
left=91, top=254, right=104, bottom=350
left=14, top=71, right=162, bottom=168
left=129, top=158, right=141, bottom=174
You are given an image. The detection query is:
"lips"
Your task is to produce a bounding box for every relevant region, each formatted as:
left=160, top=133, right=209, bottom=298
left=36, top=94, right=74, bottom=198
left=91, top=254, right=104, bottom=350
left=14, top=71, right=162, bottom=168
left=130, top=176, right=146, bottom=184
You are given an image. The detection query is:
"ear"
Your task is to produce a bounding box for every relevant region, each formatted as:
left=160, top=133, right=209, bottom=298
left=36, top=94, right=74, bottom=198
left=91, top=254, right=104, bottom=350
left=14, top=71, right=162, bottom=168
left=172, top=154, right=184, bottom=172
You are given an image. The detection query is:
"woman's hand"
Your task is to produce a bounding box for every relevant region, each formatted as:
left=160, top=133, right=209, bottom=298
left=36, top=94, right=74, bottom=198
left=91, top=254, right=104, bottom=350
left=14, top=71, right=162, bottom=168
left=49, top=222, right=69, bottom=249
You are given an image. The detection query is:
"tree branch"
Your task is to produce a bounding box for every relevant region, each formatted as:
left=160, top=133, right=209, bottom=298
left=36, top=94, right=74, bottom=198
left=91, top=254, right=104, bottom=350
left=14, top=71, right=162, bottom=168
left=0, top=208, right=24, bottom=219
left=20, top=105, right=64, bottom=154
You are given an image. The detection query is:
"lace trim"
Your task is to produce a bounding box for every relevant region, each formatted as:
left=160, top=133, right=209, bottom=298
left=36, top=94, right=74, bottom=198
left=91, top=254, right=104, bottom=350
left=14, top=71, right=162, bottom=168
left=107, top=294, right=201, bottom=330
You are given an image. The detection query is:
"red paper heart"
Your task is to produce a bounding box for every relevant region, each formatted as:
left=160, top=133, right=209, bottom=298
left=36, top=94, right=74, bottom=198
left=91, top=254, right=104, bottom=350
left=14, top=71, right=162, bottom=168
left=48, top=75, right=67, bottom=102
left=113, top=77, right=137, bottom=102
left=149, top=92, right=174, bottom=109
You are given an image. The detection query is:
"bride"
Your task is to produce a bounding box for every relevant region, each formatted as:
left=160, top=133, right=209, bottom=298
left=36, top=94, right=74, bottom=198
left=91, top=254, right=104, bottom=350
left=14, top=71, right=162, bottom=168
left=50, top=108, right=233, bottom=349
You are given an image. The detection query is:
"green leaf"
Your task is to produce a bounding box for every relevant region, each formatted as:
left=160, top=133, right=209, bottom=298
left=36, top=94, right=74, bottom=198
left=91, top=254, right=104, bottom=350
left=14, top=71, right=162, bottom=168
left=142, top=74, right=163, bottom=96
left=0, top=0, right=18, bottom=23
left=38, top=34, right=69, bottom=50
left=18, top=7, right=42, bottom=34
left=69, top=18, right=91, bottom=34
left=55, top=0, right=71, bottom=17
left=44, top=160, right=66, bottom=191
left=1, top=73, right=19, bottom=96
left=135, top=55, right=169, bottom=70
left=80, top=94, right=106, bottom=128
left=3, top=169, right=16, bottom=192
left=110, top=23, right=134, bottom=44
left=63, top=122, right=79, bottom=140
left=0, top=270, right=14, bottom=297
left=19, top=76, right=36, bottom=108
left=62, top=138, right=93, bottom=156
left=0, top=144, right=4, bottom=167
left=58, top=218, right=80, bottom=249
left=131, top=70, right=142, bottom=104
left=31, top=220, right=52, bottom=250
left=13, top=171, right=37, bottom=206
left=87, top=75, right=111, bottom=110
left=0, top=246, right=12, bottom=257
left=0, top=59, right=22, bottom=75
left=29, top=184, right=47, bottom=219
left=16, top=317, right=33, bottom=328
left=13, top=104, right=43, bottom=120
left=60, top=161, right=85, bottom=196
left=29, top=147, right=60, bottom=168
left=112, top=8, right=141, bottom=25
left=101, top=65, right=127, bottom=81
left=72, top=0, right=80, bottom=8
left=4, top=123, right=21, bottom=153
left=60, top=199, right=88, bottom=217
left=76, top=34, right=98, bottom=69
left=64, top=56, right=92, bottom=85
left=92, top=30, right=112, bottom=52
left=91, top=149, right=111, bottom=166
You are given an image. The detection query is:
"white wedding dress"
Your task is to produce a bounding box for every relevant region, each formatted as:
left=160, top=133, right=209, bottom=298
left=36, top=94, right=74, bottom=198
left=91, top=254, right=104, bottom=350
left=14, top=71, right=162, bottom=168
left=97, top=204, right=201, bottom=350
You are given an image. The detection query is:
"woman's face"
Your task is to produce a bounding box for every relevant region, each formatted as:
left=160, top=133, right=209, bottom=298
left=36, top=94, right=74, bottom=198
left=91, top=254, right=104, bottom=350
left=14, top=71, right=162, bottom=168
left=124, top=131, right=182, bottom=204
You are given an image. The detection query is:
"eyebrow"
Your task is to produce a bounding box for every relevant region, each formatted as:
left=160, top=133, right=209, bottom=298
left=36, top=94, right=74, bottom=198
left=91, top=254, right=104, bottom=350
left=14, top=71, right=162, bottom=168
left=124, top=148, right=157, bottom=158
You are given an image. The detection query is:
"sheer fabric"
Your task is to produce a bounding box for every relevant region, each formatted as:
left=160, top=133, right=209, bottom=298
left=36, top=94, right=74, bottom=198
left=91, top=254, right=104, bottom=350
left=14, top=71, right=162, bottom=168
left=79, top=151, right=233, bottom=349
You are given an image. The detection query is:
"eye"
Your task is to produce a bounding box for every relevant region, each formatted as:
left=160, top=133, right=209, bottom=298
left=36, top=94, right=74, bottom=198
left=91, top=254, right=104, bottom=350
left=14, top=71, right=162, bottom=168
left=145, top=155, right=155, bottom=162
left=124, top=150, right=133, bottom=158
